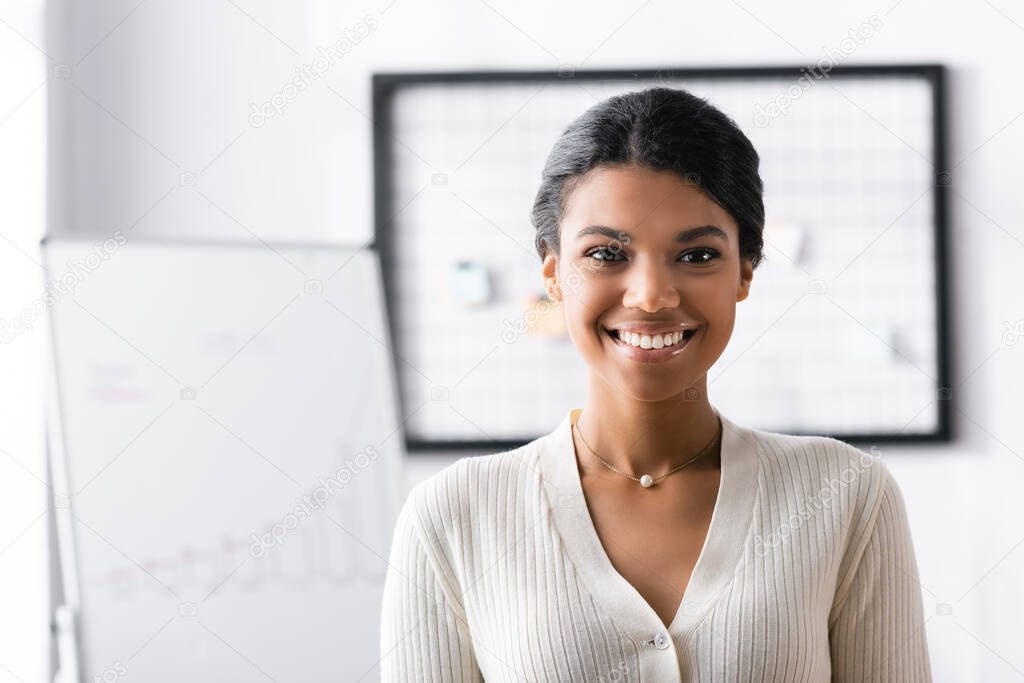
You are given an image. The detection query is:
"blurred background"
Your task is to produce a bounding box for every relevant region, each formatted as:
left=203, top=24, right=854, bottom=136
left=2, top=0, right=1023, bottom=681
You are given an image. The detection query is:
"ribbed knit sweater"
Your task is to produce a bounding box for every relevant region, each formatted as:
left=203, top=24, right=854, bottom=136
left=379, top=408, right=933, bottom=682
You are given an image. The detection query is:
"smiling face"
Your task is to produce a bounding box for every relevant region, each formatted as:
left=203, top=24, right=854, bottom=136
left=542, top=164, right=754, bottom=402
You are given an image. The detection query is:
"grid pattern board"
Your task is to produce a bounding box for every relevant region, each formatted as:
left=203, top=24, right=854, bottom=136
left=378, top=69, right=946, bottom=446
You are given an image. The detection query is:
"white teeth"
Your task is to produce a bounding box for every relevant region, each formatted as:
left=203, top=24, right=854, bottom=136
left=614, top=330, right=686, bottom=349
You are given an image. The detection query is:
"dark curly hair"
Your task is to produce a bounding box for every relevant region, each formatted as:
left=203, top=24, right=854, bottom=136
left=530, top=86, right=765, bottom=270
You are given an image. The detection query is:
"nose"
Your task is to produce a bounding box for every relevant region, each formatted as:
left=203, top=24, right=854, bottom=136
left=620, top=258, right=680, bottom=312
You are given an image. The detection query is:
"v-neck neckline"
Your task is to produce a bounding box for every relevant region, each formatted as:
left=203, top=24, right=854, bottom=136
left=538, top=407, right=760, bottom=641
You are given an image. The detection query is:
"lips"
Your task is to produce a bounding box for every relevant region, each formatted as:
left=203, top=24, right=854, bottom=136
left=602, top=325, right=699, bottom=363
left=605, top=323, right=699, bottom=336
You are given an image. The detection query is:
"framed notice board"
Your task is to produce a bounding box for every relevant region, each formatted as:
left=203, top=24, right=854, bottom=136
left=372, top=65, right=951, bottom=451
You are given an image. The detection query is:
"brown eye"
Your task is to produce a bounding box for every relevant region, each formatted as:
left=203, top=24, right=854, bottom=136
left=680, top=248, right=720, bottom=264
left=584, top=246, right=625, bottom=264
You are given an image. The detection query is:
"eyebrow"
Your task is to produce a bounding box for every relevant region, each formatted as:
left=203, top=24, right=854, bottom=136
left=575, top=224, right=729, bottom=243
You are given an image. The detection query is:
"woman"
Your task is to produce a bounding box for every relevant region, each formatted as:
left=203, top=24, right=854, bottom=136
left=380, top=86, right=932, bottom=682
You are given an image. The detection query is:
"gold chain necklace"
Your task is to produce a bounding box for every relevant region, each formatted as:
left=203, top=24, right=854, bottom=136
left=572, top=412, right=722, bottom=488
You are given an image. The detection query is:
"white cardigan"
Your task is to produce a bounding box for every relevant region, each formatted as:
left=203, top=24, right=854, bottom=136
left=379, top=408, right=933, bottom=682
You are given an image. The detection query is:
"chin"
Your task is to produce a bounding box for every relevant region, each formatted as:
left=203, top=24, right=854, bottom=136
left=588, top=364, right=691, bottom=402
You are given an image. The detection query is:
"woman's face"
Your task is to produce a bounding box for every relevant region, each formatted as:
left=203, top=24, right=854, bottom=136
left=542, top=164, right=754, bottom=402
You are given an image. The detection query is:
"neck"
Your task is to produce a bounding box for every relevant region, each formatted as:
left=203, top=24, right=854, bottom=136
left=574, top=377, right=721, bottom=478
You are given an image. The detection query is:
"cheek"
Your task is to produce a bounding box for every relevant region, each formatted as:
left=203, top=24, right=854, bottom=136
left=565, top=283, right=610, bottom=327
left=572, top=270, right=613, bottom=303
left=698, top=293, right=738, bottom=347
left=563, top=300, right=595, bottom=338
left=561, top=293, right=608, bottom=348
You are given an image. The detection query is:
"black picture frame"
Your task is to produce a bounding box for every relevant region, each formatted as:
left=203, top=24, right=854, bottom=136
left=371, top=64, right=952, bottom=452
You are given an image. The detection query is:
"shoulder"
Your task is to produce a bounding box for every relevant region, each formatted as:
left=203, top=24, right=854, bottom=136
left=746, top=422, right=881, bottom=475
left=742, top=423, right=896, bottom=532
left=396, top=439, right=544, bottom=540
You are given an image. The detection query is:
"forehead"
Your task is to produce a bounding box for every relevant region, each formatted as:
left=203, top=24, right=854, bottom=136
left=561, top=165, right=737, bottom=243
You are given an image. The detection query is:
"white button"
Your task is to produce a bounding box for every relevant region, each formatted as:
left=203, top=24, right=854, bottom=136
left=652, top=630, right=671, bottom=649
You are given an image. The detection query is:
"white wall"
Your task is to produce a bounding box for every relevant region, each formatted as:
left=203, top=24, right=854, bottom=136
left=1, top=0, right=1020, bottom=680
left=0, top=2, right=49, bottom=682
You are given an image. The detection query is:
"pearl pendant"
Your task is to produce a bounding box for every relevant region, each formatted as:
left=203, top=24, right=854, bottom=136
left=639, top=474, right=654, bottom=488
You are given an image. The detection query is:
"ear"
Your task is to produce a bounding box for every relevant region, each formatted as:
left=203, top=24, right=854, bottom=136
left=736, top=257, right=754, bottom=302
left=541, top=252, right=562, bottom=301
